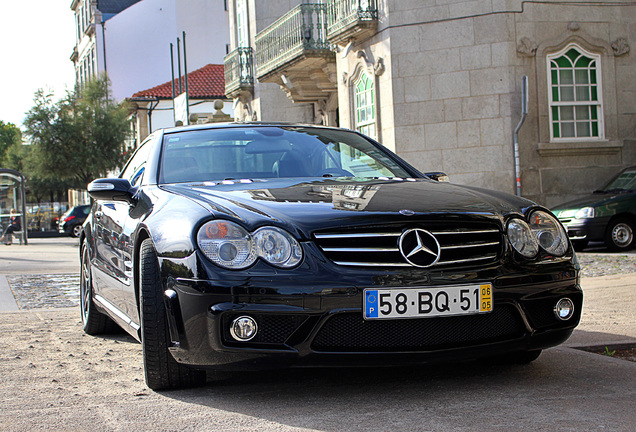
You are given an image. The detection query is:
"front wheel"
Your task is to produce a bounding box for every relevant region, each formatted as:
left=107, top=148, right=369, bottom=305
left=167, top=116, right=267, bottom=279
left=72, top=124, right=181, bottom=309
left=605, top=218, right=635, bottom=251
left=80, top=239, right=116, bottom=335
left=139, top=238, right=206, bottom=390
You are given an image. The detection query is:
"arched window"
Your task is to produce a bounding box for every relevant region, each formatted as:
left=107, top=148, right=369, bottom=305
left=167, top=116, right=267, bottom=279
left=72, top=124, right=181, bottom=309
left=547, top=43, right=603, bottom=141
left=354, top=71, right=376, bottom=139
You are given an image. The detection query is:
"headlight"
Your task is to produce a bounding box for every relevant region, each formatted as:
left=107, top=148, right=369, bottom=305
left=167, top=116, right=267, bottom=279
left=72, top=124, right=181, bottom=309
left=575, top=207, right=594, bottom=219
left=197, top=221, right=257, bottom=269
left=197, top=221, right=302, bottom=269
left=253, top=227, right=302, bottom=268
left=507, top=218, right=539, bottom=257
left=528, top=210, right=568, bottom=256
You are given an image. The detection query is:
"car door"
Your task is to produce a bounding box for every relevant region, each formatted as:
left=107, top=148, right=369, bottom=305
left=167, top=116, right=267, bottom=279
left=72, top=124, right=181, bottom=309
left=92, top=138, right=153, bottom=320
left=117, top=138, right=154, bottom=323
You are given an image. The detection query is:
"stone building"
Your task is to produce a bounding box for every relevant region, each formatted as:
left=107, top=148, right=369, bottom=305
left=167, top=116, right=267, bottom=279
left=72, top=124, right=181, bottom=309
left=224, top=0, right=636, bottom=207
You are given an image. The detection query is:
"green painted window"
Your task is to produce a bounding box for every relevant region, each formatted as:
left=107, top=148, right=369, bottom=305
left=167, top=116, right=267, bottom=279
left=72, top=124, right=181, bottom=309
left=355, top=71, right=376, bottom=139
left=548, top=44, right=603, bottom=140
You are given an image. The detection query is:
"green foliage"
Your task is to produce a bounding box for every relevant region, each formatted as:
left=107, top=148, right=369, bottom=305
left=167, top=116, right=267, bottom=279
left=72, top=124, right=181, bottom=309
left=603, top=346, right=616, bottom=357
left=24, top=75, right=131, bottom=187
left=0, top=120, right=22, bottom=167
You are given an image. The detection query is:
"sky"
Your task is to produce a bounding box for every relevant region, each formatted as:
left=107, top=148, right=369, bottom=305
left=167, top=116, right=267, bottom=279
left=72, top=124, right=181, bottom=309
left=0, top=1, right=76, bottom=129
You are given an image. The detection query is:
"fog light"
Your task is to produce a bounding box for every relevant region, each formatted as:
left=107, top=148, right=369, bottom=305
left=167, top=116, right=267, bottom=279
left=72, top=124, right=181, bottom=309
left=230, top=316, right=258, bottom=341
left=554, top=298, right=575, bottom=321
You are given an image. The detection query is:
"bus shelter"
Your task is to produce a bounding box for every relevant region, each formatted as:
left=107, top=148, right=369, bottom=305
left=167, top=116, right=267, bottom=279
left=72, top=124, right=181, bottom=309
left=0, top=168, right=27, bottom=245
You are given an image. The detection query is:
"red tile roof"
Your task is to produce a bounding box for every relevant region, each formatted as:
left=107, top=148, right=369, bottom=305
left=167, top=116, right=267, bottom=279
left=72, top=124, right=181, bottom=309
left=131, top=64, right=226, bottom=100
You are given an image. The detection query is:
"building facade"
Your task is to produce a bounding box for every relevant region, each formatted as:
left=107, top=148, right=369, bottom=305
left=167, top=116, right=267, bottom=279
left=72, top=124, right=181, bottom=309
left=224, top=0, right=636, bottom=207
left=71, top=0, right=230, bottom=102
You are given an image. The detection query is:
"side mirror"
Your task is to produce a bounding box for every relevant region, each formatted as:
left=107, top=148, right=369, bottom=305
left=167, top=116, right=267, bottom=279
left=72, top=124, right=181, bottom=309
left=425, top=172, right=450, bottom=182
left=88, top=178, right=136, bottom=204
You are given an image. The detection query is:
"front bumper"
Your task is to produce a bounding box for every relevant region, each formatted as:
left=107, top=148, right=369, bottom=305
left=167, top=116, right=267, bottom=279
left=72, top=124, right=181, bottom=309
left=162, top=254, right=582, bottom=371
left=559, top=217, right=610, bottom=242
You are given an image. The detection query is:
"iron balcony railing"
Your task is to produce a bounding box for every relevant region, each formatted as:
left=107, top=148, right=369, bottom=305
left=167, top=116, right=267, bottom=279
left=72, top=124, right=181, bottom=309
left=224, top=47, right=254, bottom=97
left=326, top=0, right=378, bottom=42
left=254, top=3, right=332, bottom=79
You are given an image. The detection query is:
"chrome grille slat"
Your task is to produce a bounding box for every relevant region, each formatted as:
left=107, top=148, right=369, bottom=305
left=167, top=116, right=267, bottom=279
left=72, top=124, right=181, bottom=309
left=314, top=232, right=400, bottom=239
left=441, top=241, right=500, bottom=250
left=322, top=247, right=399, bottom=252
left=439, top=254, right=498, bottom=265
left=334, top=261, right=412, bottom=267
left=313, top=222, right=502, bottom=268
left=431, top=229, right=499, bottom=235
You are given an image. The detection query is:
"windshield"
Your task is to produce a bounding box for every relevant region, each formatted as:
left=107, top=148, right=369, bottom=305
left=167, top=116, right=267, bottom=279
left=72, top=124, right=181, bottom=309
left=159, top=126, right=412, bottom=183
left=600, top=168, right=636, bottom=193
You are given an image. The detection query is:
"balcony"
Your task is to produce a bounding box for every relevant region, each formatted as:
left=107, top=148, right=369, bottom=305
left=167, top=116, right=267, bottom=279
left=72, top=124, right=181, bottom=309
left=224, top=47, right=255, bottom=100
left=254, top=3, right=336, bottom=103
left=327, top=0, right=378, bottom=45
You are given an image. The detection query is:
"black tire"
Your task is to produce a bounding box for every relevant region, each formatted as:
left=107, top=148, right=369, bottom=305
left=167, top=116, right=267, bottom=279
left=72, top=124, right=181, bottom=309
left=604, top=218, right=635, bottom=251
left=80, top=240, right=117, bottom=335
left=139, top=238, right=206, bottom=390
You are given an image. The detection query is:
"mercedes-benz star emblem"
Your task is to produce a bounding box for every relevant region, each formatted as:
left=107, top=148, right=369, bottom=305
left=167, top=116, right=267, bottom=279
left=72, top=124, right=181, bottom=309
left=398, top=228, right=441, bottom=267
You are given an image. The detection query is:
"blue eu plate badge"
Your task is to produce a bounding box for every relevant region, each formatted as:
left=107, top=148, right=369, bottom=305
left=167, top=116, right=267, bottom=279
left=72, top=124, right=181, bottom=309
left=365, top=290, right=378, bottom=318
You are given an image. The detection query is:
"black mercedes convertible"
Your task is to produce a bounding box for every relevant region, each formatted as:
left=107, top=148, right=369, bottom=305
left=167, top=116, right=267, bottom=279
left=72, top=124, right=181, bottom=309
left=81, top=123, right=582, bottom=390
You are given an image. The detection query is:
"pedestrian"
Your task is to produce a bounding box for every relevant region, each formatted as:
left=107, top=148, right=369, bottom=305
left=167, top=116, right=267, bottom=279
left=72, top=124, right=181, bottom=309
left=0, top=208, right=21, bottom=245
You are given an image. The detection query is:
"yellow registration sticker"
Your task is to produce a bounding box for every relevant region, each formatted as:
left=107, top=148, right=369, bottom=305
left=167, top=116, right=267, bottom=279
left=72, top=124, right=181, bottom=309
left=480, top=284, right=493, bottom=312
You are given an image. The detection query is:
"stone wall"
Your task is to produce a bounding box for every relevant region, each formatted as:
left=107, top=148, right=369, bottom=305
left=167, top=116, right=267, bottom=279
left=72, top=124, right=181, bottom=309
left=336, top=0, right=636, bottom=207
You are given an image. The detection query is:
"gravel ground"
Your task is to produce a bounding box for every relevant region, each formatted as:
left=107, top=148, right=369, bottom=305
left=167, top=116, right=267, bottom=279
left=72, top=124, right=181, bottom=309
left=577, top=253, right=636, bottom=278
left=1, top=252, right=635, bottom=431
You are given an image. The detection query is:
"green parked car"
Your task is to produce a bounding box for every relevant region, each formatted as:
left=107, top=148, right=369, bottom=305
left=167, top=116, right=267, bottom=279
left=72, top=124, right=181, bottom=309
left=552, top=166, right=636, bottom=251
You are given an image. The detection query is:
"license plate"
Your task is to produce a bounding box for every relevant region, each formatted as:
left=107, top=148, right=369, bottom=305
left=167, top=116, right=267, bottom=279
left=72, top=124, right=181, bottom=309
left=364, top=283, right=493, bottom=320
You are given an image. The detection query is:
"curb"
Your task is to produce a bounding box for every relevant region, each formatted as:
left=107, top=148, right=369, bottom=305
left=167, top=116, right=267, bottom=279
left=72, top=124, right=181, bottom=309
left=0, top=275, right=19, bottom=312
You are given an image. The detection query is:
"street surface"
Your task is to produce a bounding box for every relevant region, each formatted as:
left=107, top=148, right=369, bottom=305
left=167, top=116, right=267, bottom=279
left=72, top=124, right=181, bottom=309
left=0, top=238, right=635, bottom=431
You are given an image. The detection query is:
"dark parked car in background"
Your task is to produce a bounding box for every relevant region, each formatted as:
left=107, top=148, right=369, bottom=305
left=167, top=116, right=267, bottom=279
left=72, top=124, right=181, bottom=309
left=80, top=123, right=582, bottom=390
left=552, top=166, right=636, bottom=251
left=58, top=205, right=90, bottom=237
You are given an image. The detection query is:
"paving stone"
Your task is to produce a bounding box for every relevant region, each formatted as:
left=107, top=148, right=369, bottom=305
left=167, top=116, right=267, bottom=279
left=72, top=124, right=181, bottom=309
left=7, top=274, right=80, bottom=310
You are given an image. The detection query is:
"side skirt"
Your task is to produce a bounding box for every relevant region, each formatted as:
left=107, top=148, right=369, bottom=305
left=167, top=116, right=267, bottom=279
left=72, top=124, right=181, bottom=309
left=94, top=294, right=141, bottom=332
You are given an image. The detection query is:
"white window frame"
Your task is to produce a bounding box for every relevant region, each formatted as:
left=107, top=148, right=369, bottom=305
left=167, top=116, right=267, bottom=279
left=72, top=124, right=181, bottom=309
left=354, top=71, right=376, bottom=140
left=547, top=43, right=604, bottom=142
left=236, top=0, right=249, bottom=48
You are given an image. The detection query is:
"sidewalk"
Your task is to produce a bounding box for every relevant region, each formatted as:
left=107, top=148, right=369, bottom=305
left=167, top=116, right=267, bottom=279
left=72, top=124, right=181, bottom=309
left=0, top=236, right=80, bottom=275
left=567, top=273, right=636, bottom=348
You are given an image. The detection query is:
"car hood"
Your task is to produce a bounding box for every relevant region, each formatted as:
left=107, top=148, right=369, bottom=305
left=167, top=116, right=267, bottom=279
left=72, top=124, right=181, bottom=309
left=161, top=178, right=533, bottom=239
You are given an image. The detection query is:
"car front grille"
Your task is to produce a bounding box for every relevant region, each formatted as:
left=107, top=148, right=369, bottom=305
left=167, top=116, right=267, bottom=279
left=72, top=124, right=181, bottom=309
left=313, top=221, right=502, bottom=268
left=311, top=305, right=525, bottom=352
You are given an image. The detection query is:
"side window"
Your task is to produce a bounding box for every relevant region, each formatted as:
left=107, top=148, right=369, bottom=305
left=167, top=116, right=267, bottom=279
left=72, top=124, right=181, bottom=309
left=121, top=137, right=153, bottom=187
left=547, top=43, right=603, bottom=141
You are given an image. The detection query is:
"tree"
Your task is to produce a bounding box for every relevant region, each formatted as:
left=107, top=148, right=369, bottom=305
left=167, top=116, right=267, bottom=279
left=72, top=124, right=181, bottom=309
left=24, top=75, right=131, bottom=187
left=0, top=121, right=22, bottom=167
